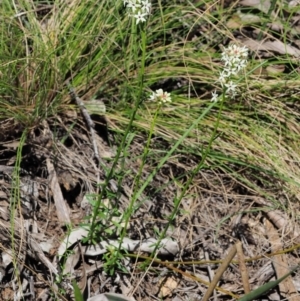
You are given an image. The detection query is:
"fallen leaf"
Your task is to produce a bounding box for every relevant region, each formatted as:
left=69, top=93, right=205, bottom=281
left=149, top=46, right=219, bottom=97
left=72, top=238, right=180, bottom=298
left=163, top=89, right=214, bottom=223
left=240, top=0, right=271, bottom=14
left=159, top=276, right=178, bottom=298
left=242, top=38, right=300, bottom=57
left=266, top=64, right=285, bottom=75
left=63, top=245, right=81, bottom=275
left=87, top=292, right=136, bottom=301
left=58, top=228, right=88, bottom=257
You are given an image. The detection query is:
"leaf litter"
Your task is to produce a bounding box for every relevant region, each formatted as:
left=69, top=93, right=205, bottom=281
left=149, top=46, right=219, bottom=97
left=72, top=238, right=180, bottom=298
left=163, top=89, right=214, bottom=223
left=1, top=112, right=300, bottom=300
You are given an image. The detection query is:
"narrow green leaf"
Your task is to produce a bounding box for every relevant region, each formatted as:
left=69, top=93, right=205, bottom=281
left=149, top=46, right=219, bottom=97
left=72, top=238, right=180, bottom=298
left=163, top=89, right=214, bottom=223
left=72, top=280, right=84, bottom=301
left=239, top=265, right=299, bottom=301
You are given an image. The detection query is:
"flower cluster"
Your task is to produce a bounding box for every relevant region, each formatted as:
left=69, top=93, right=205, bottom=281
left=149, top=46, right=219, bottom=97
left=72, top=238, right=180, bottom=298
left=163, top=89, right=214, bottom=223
left=149, top=89, right=171, bottom=104
left=123, top=0, right=151, bottom=24
left=211, top=44, right=248, bottom=102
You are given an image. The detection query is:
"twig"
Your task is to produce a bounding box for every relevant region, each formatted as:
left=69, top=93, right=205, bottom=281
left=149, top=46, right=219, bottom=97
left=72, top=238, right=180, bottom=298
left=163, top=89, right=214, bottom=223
left=236, top=240, right=250, bottom=294
left=204, top=250, right=217, bottom=301
left=66, top=80, right=102, bottom=166
left=202, top=244, right=237, bottom=301
left=0, top=165, right=28, bottom=174
left=29, top=276, right=35, bottom=299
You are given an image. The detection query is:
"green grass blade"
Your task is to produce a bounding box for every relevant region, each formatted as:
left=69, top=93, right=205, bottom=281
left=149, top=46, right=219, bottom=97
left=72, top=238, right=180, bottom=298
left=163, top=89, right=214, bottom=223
left=72, top=280, right=84, bottom=301
left=239, top=265, right=299, bottom=301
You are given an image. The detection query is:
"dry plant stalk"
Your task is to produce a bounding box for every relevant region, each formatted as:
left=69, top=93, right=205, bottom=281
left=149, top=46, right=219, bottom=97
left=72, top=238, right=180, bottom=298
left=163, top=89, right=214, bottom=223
left=202, top=244, right=237, bottom=301
left=236, top=240, right=250, bottom=294
left=66, top=80, right=102, bottom=166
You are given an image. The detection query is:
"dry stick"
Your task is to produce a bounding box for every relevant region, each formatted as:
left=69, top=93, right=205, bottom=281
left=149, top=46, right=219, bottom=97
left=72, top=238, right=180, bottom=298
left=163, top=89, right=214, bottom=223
left=29, top=276, right=35, bottom=300
left=78, top=243, right=88, bottom=293
left=124, top=253, right=239, bottom=299
left=236, top=240, right=250, bottom=294
left=66, top=80, right=103, bottom=167
left=204, top=250, right=217, bottom=301
left=202, top=244, right=237, bottom=301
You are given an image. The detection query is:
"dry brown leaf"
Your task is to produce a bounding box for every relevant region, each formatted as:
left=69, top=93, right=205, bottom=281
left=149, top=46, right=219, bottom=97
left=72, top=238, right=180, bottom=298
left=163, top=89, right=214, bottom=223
left=240, top=0, right=271, bottom=14
left=266, top=64, right=285, bottom=75
left=255, top=198, right=300, bottom=239
left=267, top=22, right=284, bottom=32
left=0, top=201, right=9, bottom=221
left=159, top=276, right=178, bottom=298
left=87, top=293, right=136, bottom=301
left=57, top=170, right=76, bottom=191
left=58, top=228, right=88, bottom=257
left=84, top=237, right=179, bottom=256
left=241, top=38, right=300, bottom=57
left=28, top=236, right=59, bottom=276
left=63, top=244, right=81, bottom=275
left=46, top=158, right=71, bottom=224
left=241, top=15, right=262, bottom=25
left=289, top=0, right=300, bottom=8
left=265, top=220, right=300, bottom=301
left=2, top=141, right=21, bottom=149
left=263, top=40, right=300, bottom=57
left=226, top=15, right=243, bottom=29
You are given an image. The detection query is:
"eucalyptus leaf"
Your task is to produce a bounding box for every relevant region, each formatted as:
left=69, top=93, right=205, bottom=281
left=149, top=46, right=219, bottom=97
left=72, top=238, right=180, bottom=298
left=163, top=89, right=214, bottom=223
left=87, top=292, right=136, bottom=301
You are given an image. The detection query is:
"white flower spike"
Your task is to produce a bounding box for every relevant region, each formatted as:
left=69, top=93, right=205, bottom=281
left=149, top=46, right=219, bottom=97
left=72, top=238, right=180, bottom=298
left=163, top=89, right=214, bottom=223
left=213, top=44, right=248, bottom=102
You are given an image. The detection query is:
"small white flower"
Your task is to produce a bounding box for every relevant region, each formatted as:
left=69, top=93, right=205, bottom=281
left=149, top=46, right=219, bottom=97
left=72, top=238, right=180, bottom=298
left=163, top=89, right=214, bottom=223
left=227, top=67, right=239, bottom=77
left=218, top=70, right=230, bottom=85
left=226, top=44, right=248, bottom=58
left=141, top=0, right=151, bottom=13
left=149, top=89, right=171, bottom=104
left=156, top=89, right=172, bottom=103
left=127, top=0, right=141, bottom=12
left=221, top=45, right=248, bottom=70
left=134, top=11, right=147, bottom=24
left=235, top=45, right=248, bottom=58
left=149, top=93, right=156, bottom=101
left=237, top=59, right=248, bottom=70
left=224, top=81, right=237, bottom=94
left=211, top=90, right=219, bottom=102
left=221, top=53, right=230, bottom=64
